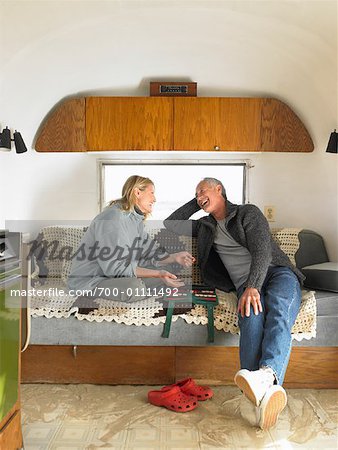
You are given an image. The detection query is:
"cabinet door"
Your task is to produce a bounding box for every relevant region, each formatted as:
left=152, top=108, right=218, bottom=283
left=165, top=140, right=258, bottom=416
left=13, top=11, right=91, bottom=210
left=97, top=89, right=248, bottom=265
left=0, top=275, right=22, bottom=450
left=86, top=97, right=173, bottom=150
left=174, top=98, right=262, bottom=151
left=0, top=278, right=20, bottom=424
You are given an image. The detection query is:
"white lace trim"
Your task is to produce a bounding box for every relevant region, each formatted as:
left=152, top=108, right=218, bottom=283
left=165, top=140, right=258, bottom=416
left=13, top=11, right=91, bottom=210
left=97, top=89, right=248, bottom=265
left=30, top=279, right=78, bottom=319
left=29, top=279, right=316, bottom=341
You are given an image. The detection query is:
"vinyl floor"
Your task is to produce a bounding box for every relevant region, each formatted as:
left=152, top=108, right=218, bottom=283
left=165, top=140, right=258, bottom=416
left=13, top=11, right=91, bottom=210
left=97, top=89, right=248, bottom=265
left=21, top=384, right=338, bottom=449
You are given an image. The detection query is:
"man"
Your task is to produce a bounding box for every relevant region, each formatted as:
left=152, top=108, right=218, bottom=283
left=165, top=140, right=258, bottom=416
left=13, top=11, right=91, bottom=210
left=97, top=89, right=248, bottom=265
left=164, top=177, right=304, bottom=430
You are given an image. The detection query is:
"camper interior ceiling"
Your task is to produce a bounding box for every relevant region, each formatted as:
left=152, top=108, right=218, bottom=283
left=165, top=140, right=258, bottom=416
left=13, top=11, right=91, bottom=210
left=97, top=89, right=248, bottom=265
left=0, top=1, right=337, bottom=449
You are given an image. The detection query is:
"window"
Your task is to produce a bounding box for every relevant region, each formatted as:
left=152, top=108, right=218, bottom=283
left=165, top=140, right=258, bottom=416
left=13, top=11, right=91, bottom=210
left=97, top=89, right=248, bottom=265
left=100, top=161, right=247, bottom=220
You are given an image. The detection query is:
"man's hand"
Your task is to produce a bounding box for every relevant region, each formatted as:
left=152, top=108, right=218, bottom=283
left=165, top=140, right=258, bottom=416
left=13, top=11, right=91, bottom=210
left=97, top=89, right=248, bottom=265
left=173, top=251, right=196, bottom=267
left=238, top=287, right=262, bottom=318
left=158, top=270, right=185, bottom=287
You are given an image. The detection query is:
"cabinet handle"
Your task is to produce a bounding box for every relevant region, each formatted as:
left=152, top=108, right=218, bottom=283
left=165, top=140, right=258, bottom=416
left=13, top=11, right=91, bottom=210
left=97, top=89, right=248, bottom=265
left=213, top=145, right=220, bottom=151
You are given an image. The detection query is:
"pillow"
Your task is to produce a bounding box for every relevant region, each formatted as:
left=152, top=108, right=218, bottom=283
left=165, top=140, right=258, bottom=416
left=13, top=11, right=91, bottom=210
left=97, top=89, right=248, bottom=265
left=31, top=226, right=87, bottom=285
left=302, top=262, right=338, bottom=293
left=31, top=227, right=67, bottom=283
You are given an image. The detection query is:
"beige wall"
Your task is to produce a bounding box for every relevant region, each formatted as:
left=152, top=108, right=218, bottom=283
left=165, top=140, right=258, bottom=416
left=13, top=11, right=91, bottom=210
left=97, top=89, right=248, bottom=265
left=0, top=0, right=337, bottom=258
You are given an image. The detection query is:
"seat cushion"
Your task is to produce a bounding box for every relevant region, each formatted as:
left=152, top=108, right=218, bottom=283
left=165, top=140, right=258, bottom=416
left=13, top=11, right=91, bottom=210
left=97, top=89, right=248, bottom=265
left=295, top=229, right=329, bottom=268
left=302, top=262, right=338, bottom=292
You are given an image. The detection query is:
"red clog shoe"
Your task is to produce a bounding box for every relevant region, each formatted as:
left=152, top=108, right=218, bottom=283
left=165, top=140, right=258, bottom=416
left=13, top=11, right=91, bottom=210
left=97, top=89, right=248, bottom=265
left=148, top=385, right=198, bottom=412
left=162, top=378, right=214, bottom=401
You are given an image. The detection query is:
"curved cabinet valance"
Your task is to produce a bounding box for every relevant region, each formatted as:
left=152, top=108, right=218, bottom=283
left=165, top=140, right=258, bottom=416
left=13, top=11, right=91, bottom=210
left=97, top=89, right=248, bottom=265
left=34, top=96, right=314, bottom=152
left=35, top=98, right=88, bottom=152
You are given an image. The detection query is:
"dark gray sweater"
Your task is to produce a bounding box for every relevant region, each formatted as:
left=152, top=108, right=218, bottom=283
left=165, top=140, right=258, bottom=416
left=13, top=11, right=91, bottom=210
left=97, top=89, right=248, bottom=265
left=164, top=198, right=304, bottom=293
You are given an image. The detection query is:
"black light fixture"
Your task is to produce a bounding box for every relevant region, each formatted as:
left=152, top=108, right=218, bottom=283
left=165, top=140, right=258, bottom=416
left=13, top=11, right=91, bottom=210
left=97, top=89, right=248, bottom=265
left=326, top=129, right=338, bottom=154
left=0, top=126, right=28, bottom=153
left=0, top=127, right=11, bottom=149
left=13, top=131, right=28, bottom=153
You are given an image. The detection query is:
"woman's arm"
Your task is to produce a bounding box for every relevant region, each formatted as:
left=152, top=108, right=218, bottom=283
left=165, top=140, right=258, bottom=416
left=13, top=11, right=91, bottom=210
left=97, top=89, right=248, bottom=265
left=135, top=267, right=185, bottom=287
left=138, top=229, right=195, bottom=268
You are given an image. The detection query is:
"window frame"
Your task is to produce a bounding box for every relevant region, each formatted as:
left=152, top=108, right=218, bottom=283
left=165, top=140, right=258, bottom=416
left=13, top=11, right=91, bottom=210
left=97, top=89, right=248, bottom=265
left=98, top=159, right=251, bottom=214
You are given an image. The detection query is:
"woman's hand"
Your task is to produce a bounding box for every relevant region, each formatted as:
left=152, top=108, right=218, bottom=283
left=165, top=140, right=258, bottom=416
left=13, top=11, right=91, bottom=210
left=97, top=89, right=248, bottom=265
left=158, top=270, right=185, bottom=287
left=237, top=287, right=262, bottom=318
left=172, top=251, right=196, bottom=267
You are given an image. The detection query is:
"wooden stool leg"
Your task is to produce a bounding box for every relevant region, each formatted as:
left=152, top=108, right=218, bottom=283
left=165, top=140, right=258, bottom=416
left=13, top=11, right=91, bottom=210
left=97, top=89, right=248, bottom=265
left=162, top=300, right=175, bottom=338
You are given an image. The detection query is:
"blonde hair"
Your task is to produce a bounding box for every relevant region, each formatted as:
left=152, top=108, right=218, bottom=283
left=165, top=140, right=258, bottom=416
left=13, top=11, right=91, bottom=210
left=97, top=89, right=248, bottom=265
left=109, top=175, right=154, bottom=218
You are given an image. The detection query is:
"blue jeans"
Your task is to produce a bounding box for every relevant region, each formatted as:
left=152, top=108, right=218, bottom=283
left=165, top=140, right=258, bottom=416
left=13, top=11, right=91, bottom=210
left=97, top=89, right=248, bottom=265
left=237, top=266, right=301, bottom=385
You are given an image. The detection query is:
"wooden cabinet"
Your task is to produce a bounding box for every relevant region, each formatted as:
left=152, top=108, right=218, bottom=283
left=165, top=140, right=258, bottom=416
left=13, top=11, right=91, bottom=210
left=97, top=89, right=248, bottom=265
left=34, top=96, right=314, bottom=152
left=173, top=97, right=262, bottom=151
left=0, top=232, right=23, bottom=450
left=173, top=97, right=313, bottom=152
left=86, top=97, right=173, bottom=151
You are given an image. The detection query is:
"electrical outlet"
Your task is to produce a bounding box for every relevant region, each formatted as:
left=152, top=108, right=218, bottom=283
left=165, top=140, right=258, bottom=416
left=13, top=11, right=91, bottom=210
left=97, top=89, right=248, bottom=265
left=264, top=206, right=276, bottom=222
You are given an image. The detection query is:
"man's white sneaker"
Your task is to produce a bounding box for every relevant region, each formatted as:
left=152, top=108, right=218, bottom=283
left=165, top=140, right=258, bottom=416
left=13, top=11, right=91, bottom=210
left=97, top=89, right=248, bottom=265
left=234, top=368, right=275, bottom=406
left=258, top=385, right=287, bottom=430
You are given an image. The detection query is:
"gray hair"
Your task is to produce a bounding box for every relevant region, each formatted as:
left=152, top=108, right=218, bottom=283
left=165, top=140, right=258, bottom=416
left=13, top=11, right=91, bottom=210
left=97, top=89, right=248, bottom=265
left=201, top=177, right=227, bottom=199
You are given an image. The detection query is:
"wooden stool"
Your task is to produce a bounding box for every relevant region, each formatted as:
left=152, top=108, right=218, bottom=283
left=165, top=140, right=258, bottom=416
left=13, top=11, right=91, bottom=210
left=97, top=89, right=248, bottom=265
left=162, top=287, right=219, bottom=342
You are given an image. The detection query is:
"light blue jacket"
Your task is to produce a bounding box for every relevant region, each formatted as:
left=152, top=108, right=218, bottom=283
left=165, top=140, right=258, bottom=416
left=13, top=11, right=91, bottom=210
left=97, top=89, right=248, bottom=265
left=68, top=204, right=166, bottom=292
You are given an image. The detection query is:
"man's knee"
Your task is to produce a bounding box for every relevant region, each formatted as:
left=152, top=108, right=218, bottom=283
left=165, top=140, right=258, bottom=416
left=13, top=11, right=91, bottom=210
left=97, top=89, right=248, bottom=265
left=238, top=310, right=265, bottom=330
left=269, top=267, right=300, bottom=288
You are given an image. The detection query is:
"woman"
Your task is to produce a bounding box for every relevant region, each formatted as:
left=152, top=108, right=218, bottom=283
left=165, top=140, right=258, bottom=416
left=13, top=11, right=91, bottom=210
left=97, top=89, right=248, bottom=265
left=68, top=175, right=194, bottom=308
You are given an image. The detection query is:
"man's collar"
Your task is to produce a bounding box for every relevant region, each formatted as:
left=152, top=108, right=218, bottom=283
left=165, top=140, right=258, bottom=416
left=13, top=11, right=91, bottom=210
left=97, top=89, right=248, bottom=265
left=205, top=199, right=238, bottom=225
left=225, top=200, right=238, bottom=220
